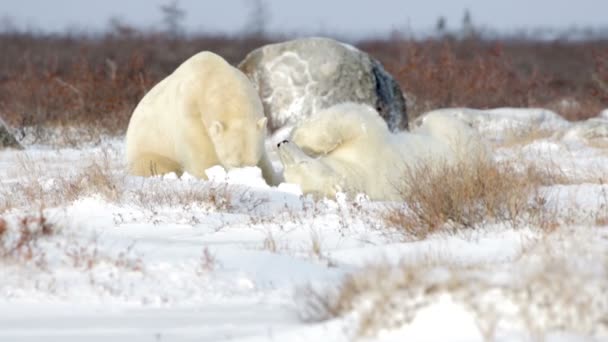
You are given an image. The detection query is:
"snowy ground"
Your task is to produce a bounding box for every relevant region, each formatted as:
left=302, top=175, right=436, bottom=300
left=1, top=107, right=608, bottom=341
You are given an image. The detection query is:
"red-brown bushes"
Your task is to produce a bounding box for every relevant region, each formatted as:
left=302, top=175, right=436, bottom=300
left=0, top=32, right=606, bottom=141
left=0, top=211, right=55, bottom=263
left=0, top=32, right=273, bottom=136
left=361, top=38, right=608, bottom=120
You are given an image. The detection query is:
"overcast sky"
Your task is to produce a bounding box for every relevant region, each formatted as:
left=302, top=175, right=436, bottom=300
left=1, top=0, right=606, bottom=37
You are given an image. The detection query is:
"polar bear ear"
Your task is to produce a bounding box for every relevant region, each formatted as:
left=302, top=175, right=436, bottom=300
left=209, top=121, right=224, bottom=138
left=256, top=117, right=267, bottom=130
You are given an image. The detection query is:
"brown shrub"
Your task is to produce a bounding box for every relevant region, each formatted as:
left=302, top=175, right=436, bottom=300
left=0, top=211, right=56, bottom=264
left=384, top=157, right=553, bottom=238
left=0, top=32, right=274, bottom=138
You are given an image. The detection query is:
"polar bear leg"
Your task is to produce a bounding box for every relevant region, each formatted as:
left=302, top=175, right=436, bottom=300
left=291, top=113, right=368, bottom=156
left=129, top=152, right=183, bottom=177
left=290, top=123, right=342, bottom=156
left=277, top=140, right=313, bottom=166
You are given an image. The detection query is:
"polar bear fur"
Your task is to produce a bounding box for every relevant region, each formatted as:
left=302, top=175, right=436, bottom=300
left=277, top=102, right=487, bottom=201
left=125, top=51, right=280, bottom=185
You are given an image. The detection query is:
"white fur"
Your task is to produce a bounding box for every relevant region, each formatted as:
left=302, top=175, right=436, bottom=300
left=125, top=51, right=280, bottom=185
left=277, top=103, right=487, bottom=201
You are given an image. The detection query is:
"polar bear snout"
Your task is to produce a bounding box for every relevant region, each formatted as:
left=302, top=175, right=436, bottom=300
left=277, top=140, right=313, bottom=166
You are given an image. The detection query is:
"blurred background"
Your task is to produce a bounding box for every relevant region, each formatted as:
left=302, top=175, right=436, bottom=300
left=2, top=0, right=607, bottom=39
left=1, top=0, right=607, bottom=141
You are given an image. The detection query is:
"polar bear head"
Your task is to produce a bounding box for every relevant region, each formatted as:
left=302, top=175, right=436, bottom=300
left=199, top=60, right=270, bottom=169
left=277, top=140, right=345, bottom=198
left=207, top=116, right=268, bottom=169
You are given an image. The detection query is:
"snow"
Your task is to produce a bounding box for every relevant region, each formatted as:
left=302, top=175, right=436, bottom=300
left=418, top=107, right=570, bottom=141
left=1, top=107, right=608, bottom=341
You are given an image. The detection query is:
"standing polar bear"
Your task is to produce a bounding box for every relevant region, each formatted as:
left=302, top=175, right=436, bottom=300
left=125, top=51, right=280, bottom=185
left=277, top=102, right=487, bottom=201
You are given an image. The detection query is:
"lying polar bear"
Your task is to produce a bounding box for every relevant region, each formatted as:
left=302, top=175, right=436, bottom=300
left=277, top=102, right=487, bottom=201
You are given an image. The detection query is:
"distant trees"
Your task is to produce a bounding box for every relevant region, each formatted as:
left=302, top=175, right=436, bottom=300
left=0, top=16, right=17, bottom=33
left=244, top=0, right=270, bottom=38
left=160, top=0, right=186, bottom=37
left=435, top=16, right=446, bottom=36
left=434, top=9, right=477, bottom=39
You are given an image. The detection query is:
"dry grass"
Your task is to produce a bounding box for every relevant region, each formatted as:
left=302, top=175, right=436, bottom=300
left=0, top=210, right=146, bottom=276
left=297, top=228, right=608, bottom=339
left=384, top=157, right=556, bottom=238
left=0, top=150, right=271, bottom=217
left=595, top=183, right=608, bottom=225
left=196, top=247, right=217, bottom=274
left=262, top=231, right=279, bottom=253
left=0, top=210, right=56, bottom=266
left=0, top=153, right=121, bottom=212
left=63, top=240, right=144, bottom=273
left=0, top=32, right=272, bottom=139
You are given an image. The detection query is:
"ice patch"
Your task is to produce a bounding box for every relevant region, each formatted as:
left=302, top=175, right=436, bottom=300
left=277, top=182, right=303, bottom=196
left=205, top=165, right=269, bottom=189
left=162, top=172, right=179, bottom=180
left=204, top=165, right=228, bottom=181
left=375, top=295, right=483, bottom=342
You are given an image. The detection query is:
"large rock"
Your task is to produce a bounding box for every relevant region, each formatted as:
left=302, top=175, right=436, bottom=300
left=238, top=37, right=408, bottom=133
left=0, top=118, right=22, bottom=149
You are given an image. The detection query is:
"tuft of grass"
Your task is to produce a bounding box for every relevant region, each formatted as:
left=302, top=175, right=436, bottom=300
left=0, top=152, right=121, bottom=212
left=197, top=247, right=217, bottom=273
left=0, top=210, right=56, bottom=265
left=0, top=210, right=147, bottom=276
left=385, top=157, right=552, bottom=238
left=262, top=231, right=278, bottom=253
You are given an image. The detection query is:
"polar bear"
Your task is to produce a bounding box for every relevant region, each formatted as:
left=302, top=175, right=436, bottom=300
left=277, top=102, right=487, bottom=201
left=125, top=51, right=281, bottom=185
